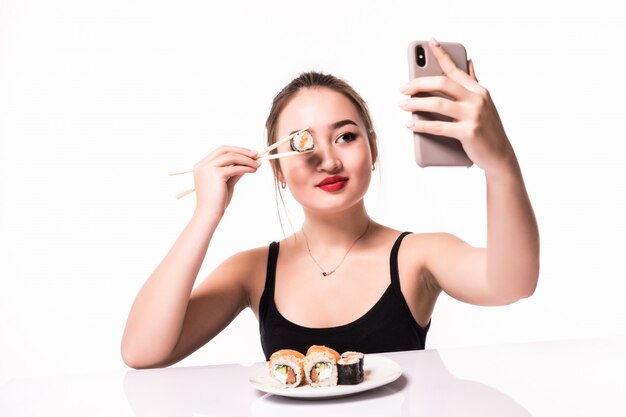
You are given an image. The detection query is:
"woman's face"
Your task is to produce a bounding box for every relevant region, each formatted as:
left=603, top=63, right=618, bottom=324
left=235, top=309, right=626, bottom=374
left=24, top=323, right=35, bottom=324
left=275, top=87, right=373, bottom=214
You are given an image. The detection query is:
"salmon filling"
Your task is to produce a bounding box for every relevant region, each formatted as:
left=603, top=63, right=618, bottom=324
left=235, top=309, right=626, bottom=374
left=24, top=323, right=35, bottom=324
left=310, top=361, right=332, bottom=383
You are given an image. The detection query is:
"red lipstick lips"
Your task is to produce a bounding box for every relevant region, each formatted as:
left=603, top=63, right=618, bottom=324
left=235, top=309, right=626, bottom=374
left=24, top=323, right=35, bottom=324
left=317, top=175, right=349, bottom=192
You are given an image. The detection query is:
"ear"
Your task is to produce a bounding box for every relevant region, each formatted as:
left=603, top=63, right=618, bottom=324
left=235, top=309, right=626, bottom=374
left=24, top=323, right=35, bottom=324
left=273, top=160, right=285, bottom=183
left=369, top=130, right=378, bottom=164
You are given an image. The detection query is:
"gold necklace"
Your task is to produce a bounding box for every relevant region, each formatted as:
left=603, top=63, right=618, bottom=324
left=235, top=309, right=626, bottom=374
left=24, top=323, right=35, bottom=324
left=301, top=221, right=371, bottom=277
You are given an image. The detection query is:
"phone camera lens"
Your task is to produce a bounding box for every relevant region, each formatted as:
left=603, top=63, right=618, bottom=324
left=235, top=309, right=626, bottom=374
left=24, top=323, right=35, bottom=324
left=416, top=45, right=426, bottom=67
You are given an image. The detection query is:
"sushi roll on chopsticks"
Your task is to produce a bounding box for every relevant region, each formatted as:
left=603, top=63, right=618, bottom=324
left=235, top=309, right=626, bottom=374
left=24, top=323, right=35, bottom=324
left=290, top=130, right=314, bottom=153
left=304, top=345, right=340, bottom=387
left=268, top=349, right=305, bottom=388
left=256, top=127, right=315, bottom=161
left=338, top=351, right=365, bottom=385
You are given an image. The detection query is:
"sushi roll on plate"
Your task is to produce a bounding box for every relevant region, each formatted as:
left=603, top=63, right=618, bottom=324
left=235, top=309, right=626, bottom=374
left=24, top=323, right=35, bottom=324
left=268, top=349, right=305, bottom=388
left=338, top=351, right=365, bottom=385
left=304, top=345, right=340, bottom=387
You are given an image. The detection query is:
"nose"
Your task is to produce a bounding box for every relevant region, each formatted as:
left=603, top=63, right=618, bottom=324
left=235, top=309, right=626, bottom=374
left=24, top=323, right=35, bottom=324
left=315, top=142, right=342, bottom=173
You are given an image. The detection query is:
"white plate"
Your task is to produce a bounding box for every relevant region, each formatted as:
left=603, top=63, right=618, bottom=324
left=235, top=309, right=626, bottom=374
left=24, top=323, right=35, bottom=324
left=249, top=355, right=402, bottom=399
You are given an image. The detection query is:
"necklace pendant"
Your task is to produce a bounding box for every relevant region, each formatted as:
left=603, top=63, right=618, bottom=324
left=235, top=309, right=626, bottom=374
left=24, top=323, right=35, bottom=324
left=303, top=221, right=371, bottom=279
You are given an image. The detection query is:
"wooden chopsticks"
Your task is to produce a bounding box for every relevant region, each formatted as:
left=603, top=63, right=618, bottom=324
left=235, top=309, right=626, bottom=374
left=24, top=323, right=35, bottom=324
left=169, top=128, right=311, bottom=199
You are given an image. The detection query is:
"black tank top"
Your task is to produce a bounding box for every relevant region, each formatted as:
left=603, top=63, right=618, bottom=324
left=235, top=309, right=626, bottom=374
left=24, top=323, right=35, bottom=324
left=259, top=231, right=430, bottom=360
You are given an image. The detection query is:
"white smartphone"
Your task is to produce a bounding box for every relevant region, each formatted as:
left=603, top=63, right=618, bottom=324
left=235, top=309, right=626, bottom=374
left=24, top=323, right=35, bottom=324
left=407, top=40, right=473, bottom=167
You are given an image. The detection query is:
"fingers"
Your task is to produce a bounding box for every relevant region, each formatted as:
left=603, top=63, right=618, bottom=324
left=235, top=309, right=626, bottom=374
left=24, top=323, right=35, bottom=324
left=191, top=146, right=261, bottom=189
left=403, top=75, right=470, bottom=101
left=195, top=147, right=260, bottom=171
left=400, top=41, right=489, bottom=133
left=220, top=164, right=258, bottom=181
left=399, top=95, right=463, bottom=120
left=428, top=39, right=485, bottom=95
left=228, top=173, right=244, bottom=188
left=204, top=146, right=259, bottom=163
left=211, top=152, right=261, bottom=170
left=406, top=118, right=465, bottom=140
left=468, top=59, right=478, bottom=82
left=427, top=39, right=473, bottom=86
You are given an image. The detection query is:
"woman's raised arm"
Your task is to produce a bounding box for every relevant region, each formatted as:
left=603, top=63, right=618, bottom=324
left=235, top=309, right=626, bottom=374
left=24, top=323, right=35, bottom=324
left=401, top=40, right=539, bottom=305
left=121, top=146, right=261, bottom=368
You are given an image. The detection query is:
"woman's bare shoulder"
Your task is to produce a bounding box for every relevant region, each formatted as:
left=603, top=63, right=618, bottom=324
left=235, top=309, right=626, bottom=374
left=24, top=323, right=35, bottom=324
left=404, top=231, right=464, bottom=245
left=193, top=243, right=271, bottom=311
left=391, top=229, right=469, bottom=266
left=219, top=244, right=271, bottom=273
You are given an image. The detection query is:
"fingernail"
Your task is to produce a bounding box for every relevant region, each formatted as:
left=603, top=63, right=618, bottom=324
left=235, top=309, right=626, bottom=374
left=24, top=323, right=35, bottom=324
left=398, top=99, right=409, bottom=108
left=429, top=37, right=440, bottom=47
left=399, top=83, right=410, bottom=94
left=405, top=120, right=414, bottom=128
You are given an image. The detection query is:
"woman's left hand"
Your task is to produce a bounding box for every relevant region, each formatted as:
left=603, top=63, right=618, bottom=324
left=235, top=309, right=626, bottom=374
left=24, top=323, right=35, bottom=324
left=400, top=39, right=517, bottom=175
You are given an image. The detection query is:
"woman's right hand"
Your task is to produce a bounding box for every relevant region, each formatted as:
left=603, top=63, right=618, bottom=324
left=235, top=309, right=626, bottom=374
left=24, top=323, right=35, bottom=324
left=192, top=146, right=261, bottom=220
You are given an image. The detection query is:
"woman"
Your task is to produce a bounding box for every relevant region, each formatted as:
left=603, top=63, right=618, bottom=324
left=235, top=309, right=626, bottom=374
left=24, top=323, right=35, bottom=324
left=121, top=40, right=539, bottom=369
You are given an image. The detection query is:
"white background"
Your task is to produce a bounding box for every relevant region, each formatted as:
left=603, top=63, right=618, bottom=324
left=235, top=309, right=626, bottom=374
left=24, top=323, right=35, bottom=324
left=1, top=0, right=625, bottom=384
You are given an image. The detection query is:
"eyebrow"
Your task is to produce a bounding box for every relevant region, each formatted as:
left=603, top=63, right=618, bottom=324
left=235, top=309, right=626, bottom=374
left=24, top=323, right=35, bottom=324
left=289, top=119, right=359, bottom=136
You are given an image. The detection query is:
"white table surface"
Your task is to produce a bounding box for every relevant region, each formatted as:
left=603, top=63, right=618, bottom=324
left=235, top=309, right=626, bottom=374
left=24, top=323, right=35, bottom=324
left=2, top=336, right=624, bottom=416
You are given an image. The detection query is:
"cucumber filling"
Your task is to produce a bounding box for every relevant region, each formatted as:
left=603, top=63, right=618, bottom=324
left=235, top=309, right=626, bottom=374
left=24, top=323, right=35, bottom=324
left=311, top=361, right=332, bottom=382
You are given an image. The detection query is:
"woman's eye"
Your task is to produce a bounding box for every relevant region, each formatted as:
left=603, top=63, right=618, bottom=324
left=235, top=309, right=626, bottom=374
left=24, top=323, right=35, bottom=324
left=336, top=132, right=357, bottom=143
